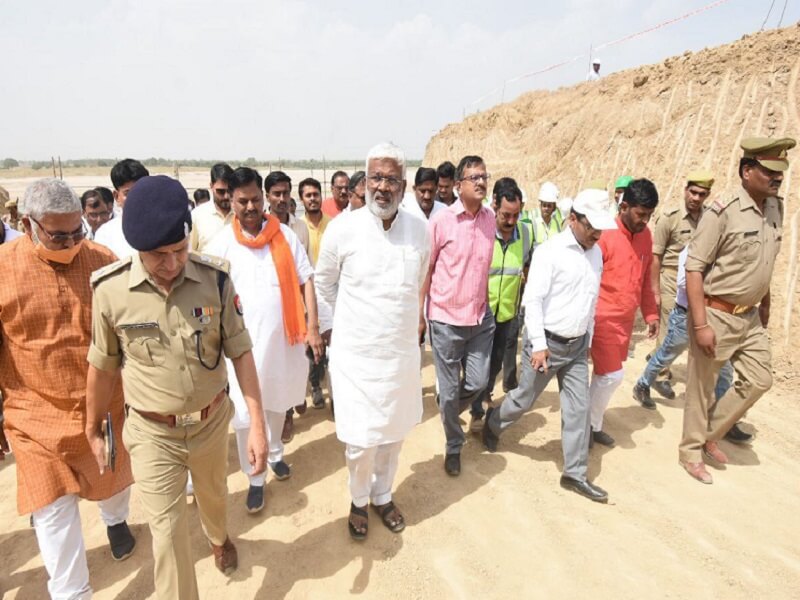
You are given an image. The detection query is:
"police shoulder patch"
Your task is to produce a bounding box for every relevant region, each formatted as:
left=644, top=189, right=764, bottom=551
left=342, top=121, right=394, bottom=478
left=90, top=256, right=132, bottom=286
left=190, top=252, right=230, bottom=274
left=709, top=197, right=734, bottom=215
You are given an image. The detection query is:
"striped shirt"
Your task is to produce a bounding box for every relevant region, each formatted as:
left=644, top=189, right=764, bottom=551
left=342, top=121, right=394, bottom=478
left=427, top=200, right=495, bottom=326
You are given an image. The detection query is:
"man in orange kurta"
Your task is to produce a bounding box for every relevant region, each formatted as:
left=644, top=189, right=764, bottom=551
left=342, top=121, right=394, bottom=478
left=589, top=179, right=660, bottom=448
left=0, top=178, right=135, bottom=600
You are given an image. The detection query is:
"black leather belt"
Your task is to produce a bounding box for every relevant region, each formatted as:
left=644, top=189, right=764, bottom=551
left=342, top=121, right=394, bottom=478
left=545, top=330, right=582, bottom=345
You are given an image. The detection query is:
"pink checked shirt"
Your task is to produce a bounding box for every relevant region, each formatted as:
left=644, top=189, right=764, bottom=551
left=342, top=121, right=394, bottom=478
left=427, top=200, right=496, bottom=326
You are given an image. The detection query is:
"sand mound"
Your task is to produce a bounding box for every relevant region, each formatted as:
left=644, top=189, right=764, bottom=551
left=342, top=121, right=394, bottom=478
left=425, top=23, right=800, bottom=383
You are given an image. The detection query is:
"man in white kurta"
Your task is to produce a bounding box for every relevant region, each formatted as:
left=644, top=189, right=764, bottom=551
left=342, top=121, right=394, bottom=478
left=315, top=143, right=430, bottom=540
left=207, top=170, right=318, bottom=514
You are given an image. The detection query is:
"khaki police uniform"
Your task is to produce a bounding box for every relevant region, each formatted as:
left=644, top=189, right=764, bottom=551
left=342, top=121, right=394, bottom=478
left=88, top=252, right=252, bottom=600
left=680, top=187, right=782, bottom=463
left=652, top=206, right=699, bottom=345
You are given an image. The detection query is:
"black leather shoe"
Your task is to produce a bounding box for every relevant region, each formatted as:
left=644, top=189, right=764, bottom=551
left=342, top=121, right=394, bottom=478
left=107, top=521, right=136, bottom=561
left=444, top=453, right=461, bottom=476
left=246, top=484, right=265, bottom=514
left=270, top=460, right=291, bottom=481
left=482, top=407, right=499, bottom=452
left=724, top=422, right=753, bottom=444
left=591, top=429, right=615, bottom=448
left=632, top=383, right=656, bottom=409
left=652, top=379, right=676, bottom=400
left=560, top=476, right=608, bottom=503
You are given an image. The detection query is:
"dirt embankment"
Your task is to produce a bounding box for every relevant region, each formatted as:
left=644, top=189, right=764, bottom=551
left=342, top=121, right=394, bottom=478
left=425, top=23, right=800, bottom=384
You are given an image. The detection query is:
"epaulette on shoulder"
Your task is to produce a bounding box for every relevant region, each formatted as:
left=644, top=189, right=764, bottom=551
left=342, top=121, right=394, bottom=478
left=190, top=252, right=230, bottom=273
left=664, top=206, right=680, bottom=216
left=709, top=197, right=735, bottom=215
left=91, top=256, right=132, bottom=286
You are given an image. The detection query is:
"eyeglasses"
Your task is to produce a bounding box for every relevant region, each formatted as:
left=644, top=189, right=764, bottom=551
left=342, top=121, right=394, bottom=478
left=31, top=217, right=87, bottom=244
left=212, top=187, right=231, bottom=196
left=460, top=173, right=492, bottom=184
left=367, top=175, right=403, bottom=190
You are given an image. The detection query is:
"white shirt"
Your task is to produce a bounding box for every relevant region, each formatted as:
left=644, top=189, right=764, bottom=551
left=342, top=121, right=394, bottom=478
left=586, top=69, right=600, bottom=82
left=2, top=223, right=22, bottom=244
left=315, top=207, right=431, bottom=447
left=190, top=201, right=233, bottom=253
left=93, top=216, right=135, bottom=260
left=523, top=226, right=603, bottom=352
left=676, top=247, right=689, bottom=309
left=400, top=193, right=446, bottom=222
left=206, top=221, right=313, bottom=420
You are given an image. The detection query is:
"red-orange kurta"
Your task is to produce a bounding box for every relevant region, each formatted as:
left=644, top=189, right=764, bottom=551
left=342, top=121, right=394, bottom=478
left=0, top=236, right=132, bottom=514
left=591, top=217, right=659, bottom=375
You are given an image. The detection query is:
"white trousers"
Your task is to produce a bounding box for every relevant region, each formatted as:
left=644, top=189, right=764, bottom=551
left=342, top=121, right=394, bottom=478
left=235, top=409, right=285, bottom=487
left=345, top=441, right=403, bottom=508
left=589, top=368, right=625, bottom=431
left=32, top=487, right=131, bottom=600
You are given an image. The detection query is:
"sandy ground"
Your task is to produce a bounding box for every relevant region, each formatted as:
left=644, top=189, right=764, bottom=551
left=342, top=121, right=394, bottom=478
left=1, top=329, right=799, bottom=599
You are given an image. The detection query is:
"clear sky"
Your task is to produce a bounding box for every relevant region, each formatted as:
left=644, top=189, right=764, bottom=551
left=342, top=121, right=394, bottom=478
left=1, top=0, right=797, bottom=160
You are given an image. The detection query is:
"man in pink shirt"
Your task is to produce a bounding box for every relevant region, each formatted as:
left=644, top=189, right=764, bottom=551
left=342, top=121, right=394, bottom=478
left=423, top=156, right=496, bottom=476
left=589, top=179, right=660, bottom=447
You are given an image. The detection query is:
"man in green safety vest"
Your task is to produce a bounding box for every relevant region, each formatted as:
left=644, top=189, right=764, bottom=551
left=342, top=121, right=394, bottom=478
left=469, top=178, right=533, bottom=433
left=531, top=181, right=564, bottom=248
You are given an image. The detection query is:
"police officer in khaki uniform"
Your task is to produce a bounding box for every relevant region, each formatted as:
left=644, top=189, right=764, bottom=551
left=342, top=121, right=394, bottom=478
left=84, top=175, right=268, bottom=600
left=680, top=136, right=795, bottom=484
left=649, top=170, right=712, bottom=398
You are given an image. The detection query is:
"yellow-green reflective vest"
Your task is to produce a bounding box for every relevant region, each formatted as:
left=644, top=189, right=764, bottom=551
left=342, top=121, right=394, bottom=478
left=532, top=212, right=563, bottom=246
left=488, top=222, right=532, bottom=323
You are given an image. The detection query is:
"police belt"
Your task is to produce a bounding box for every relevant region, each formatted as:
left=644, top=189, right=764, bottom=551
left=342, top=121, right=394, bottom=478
left=704, top=295, right=755, bottom=316
left=129, top=388, right=227, bottom=428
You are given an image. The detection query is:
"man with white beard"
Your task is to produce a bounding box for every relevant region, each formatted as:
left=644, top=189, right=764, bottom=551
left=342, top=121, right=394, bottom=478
left=315, top=142, right=430, bottom=540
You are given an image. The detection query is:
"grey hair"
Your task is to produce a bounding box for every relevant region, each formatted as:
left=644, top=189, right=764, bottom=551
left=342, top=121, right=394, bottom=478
left=365, top=142, right=406, bottom=175
left=20, top=178, right=81, bottom=220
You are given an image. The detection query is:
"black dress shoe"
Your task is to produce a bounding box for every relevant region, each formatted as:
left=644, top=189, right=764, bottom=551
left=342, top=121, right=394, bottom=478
left=482, top=407, right=499, bottom=452
left=560, top=476, right=608, bottom=503
left=444, top=453, right=461, bottom=476
left=724, top=422, right=753, bottom=444
left=591, top=429, right=615, bottom=448
left=652, top=379, right=676, bottom=400
left=632, top=383, right=656, bottom=409
left=107, top=521, right=136, bottom=561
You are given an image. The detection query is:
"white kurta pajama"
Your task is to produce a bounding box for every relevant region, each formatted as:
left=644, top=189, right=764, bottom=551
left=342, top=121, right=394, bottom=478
left=206, top=222, right=313, bottom=483
left=315, top=207, right=430, bottom=506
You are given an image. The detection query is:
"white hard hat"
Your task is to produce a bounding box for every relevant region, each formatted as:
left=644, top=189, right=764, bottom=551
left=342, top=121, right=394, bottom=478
left=572, top=189, right=617, bottom=230
left=538, top=181, right=559, bottom=203
left=592, top=57, right=601, bottom=65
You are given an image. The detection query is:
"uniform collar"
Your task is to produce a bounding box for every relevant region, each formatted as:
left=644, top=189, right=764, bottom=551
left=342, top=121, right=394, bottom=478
left=737, top=186, right=762, bottom=213
left=495, top=224, right=519, bottom=243
left=681, top=206, right=700, bottom=223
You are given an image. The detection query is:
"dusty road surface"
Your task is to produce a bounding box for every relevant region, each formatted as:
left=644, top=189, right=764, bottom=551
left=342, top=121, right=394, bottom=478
left=1, top=337, right=799, bottom=599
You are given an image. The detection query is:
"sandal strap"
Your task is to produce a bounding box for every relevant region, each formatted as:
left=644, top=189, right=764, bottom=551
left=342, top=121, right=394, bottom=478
left=350, top=502, right=368, bottom=518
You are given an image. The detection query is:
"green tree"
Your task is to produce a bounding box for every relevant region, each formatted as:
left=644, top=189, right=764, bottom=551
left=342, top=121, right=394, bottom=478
left=2, top=158, right=19, bottom=169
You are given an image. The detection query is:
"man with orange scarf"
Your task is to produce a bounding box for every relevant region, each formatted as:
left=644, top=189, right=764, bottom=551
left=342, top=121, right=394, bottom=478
left=207, top=167, right=324, bottom=514
left=589, top=179, right=660, bottom=447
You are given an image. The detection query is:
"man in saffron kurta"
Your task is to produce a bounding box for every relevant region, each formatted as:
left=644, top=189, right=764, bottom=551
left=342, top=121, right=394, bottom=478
left=589, top=179, right=660, bottom=447
left=0, top=178, right=134, bottom=600
left=207, top=167, right=322, bottom=514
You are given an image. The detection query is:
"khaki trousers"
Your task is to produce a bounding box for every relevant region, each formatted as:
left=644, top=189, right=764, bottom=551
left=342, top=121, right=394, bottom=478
left=123, top=398, right=233, bottom=600
left=679, top=308, right=772, bottom=463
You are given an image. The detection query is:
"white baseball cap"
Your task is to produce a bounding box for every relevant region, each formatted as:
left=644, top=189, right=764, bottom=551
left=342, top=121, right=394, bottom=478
left=538, top=181, right=559, bottom=203
left=572, top=189, right=617, bottom=230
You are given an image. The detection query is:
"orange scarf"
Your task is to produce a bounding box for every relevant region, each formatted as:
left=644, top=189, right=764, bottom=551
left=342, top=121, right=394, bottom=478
left=233, top=214, right=307, bottom=345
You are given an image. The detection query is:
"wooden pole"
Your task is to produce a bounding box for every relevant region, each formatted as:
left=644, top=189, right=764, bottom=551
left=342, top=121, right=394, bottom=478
left=58, top=156, right=63, bottom=180
left=51, top=157, right=57, bottom=178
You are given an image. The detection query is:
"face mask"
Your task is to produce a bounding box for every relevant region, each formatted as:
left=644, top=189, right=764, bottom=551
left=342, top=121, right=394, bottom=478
left=35, top=241, right=83, bottom=264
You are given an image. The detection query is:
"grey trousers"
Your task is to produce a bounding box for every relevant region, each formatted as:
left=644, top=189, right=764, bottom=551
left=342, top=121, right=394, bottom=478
left=429, top=308, right=495, bottom=455
left=486, top=330, right=592, bottom=481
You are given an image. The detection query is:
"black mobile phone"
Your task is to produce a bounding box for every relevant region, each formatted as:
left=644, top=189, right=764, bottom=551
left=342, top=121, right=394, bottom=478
left=103, top=412, right=116, bottom=472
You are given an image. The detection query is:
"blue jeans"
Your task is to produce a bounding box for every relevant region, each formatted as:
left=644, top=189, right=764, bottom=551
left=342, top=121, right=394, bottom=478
left=638, top=305, right=733, bottom=400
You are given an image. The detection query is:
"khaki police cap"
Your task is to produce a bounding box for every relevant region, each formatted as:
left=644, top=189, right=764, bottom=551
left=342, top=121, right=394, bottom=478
left=741, top=136, right=796, bottom=171
left=686, top=170, right=714, bottom=189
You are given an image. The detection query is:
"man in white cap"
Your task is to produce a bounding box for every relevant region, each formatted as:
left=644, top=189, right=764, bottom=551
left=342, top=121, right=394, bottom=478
left=482, top=189, right=617, bottom=502
left=587, top=58, right=601, bottom=82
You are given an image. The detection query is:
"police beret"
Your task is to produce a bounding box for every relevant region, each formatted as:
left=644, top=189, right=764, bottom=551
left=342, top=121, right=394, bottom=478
left=122, top=175, right=192, bottom=251
left=686, top=170, right=714, bottom=189
left=741, top=136, right=796, bottom=171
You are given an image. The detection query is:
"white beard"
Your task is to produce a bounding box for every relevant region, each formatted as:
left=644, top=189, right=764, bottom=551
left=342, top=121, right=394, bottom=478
left=366, top=189, right=400, bottom=221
